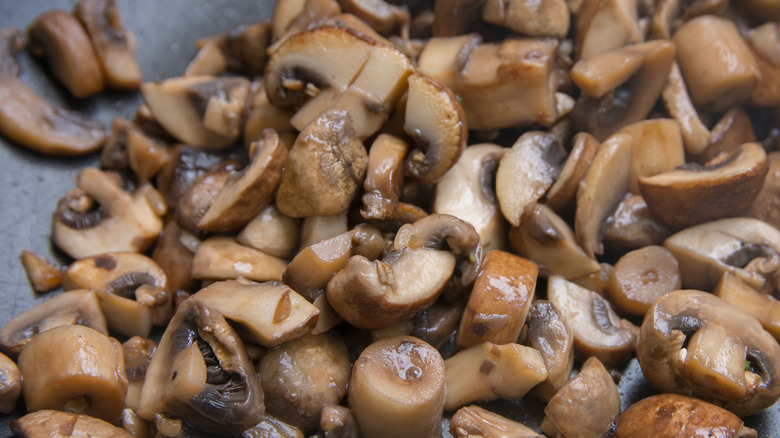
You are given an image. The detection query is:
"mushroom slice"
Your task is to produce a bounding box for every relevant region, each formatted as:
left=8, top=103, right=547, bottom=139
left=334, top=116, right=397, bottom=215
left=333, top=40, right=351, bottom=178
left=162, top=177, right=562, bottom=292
left=193, top=22, right=272, bottom=77
left=300, top=211, right=349, bottom=248
left=0, top=352, right=20, bottom=414
left=276, top=109, right=367, bottom=217
left=27, top=10, right=105, bottom=98
left=509, top=203, right=600, bottom=279
left=123, top=336, right=156, bottom=411
left=434, top=143, right=506, bottom=251
left=715, top=273, right=780, bottom=343
left=606, top=245, right=681, bottom=317
left=637, top=289, right=780, bottom=417
left=156, top=144, right=245, bottom=207
left=0, top=28, right=106, bottom=155
left=141, top=75, right=251, bottom=150
left=619, top=118, right=686, bottom=194
left=574, top=0, right=641, bottom=60
left=20, top=249, right=63, bottom=293
left=18, top=325, right=127, bottom=423
left=0, top=289, right=106, bottom=357
left=613, top=394, right=757, bottom=438
left=237, top=205, right=301, bottom=259
left=404, top=72, right=467, bottom=184
left=152, top=221, right=197, bottom=294
left=482, top=0, right=569, bottom=37
left=748, top=152, right=780, bottom=230
left=191, top=237, right=288, bottom=282
left=63, top=252, right=171, bottom=337
left=525, top=300, right=574, bottom=402
left=193, top=280, right=319, bottom=348
left=456, top=250, right=538, bottom=349
left=197, top=129, right=288, bottom=232
left=700, top=107, right=758, bottom=164
left=258, top=333, right=350, bottom=431
left=540, top=357, right=620, bottom=438
left=412, top=298, right=466, bottom=349
left=662, top=61, right=712, bottom=156
left=443, top=342, right=547, bottom=411
left=184, top=40, right=227, bottom=77
left=545, top=132, right=600, bottom=214
left=548, top=275, right=639, bottom=367
left=339, top=0, right=410, bottom=33
left=639, top=143, right=769, bottom=229
left=748, top=23, right=780, bottom=107
left=417, top=34, right=482, bottom=91
left=362, top=133, right=409, bottom=221
left=244, top=81, right=295, bottom=149
left=52, top=167, right=164, bottom=260
left=496, top=131, right=566, bottom=227
left=73, top=0, right=142, bottom=90
left=175, top=166, right=231, bottom=236
left=10, top=410, right=133, bottom=438
left=450, top=405, right=542, bottom=438
left=349, top=336, right=445, bottom=438
left=603, top=193, right=673, bottom=251
left=137, top=299, right=264, bottom=434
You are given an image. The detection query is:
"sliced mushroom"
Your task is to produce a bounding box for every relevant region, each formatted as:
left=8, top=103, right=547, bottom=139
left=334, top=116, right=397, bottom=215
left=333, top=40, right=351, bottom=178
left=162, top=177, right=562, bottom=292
left=120, top=409, right=153, bottom=438
left=417, top=33, right=482, bottom=91
left=300, top=211, right=349, bottom=248
left=238, top=414, right=305, bottom=438
left=619, top=118, right=686, bottom=194
left=10, top=410, right=133, bottom=438
left=237, top=205, right=301, bottom=259
left=122, top=336, right=156, bottom=411
left=27, top=10, right=104, bottom=98
left=191, top=237, right=288, bottom=282
left=244, top=80, right=296, bottom=149
left=349, top=336, right=445, bottom=438
left=0, top=352, right=20, bottom=413
left=18, top=325, right=127, bottom=423
left=284, top=0, right=342, bottom=36
left=137, top=298, right=264, bottom=434
left=73, top=0, right=142, bottom=90
left=362, top=133, right=409, bottom=221
left=748, top=22, right=780, bottom=107
left=175, top=166, right=231, bottom=236
left=606, top=245, right=681, bottom=317
left=52, top=168, right=165, bottom=260
left=639, top=143, right=769, bottom=229
left=545, top=131, right=600, bottom=214
left=450, top=405, right=542, bottom=437
left=574, top=0, right=642, bottom=60
left=193, top=21, right=272, bottom=77
left=715, top=272, right=780, bottom=343
left=603, top=193, right=673, bottom=251
left=525, top=300, right=575, bottom=402
left=482, top=0, right=569, bottom=37
left=0, top=28, right=106, bottom=155
left=637, top=289, right=780, bottom=417
left=662, top=61, right=713, bottom=156
left=20, top=249, right=63, bottom=293
left=184, top=40, right=227, bottom=77
left=151, top=221, right=197, bottom=294
left=701, top=107, right=757, bottom=163
left=339, top=0, right=410, bottom=33
left=412, top=298, right=466, bottom=349
left=548, top=275, right=639, bottom=367
left=748, top=152, right=780, bottom=230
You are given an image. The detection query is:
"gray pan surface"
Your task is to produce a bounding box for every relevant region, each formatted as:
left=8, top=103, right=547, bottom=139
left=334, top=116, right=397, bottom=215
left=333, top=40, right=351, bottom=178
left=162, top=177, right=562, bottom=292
left=0, top=1, right=778, bottom=436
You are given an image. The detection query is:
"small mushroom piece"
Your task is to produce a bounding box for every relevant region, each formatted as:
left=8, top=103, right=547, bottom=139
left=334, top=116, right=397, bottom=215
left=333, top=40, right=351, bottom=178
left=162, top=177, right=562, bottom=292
left=540, top=357, right=620, bottom=438
left=184, top=40, right=227, bottom=77
left=700, top=107, right=758, bottom=163
left=197, top=129, right=288, bottom=232
left=175, top=166, right=231, bottom=236
left=525, top=300, right=575, bottom=402
left=432, top=0, right=485, bottom=37
left=613, top=394, right=757, bottom=438
left=191, top=237, right=288, bottom=282
left=300, top=211, right=349, bottom=248
left=443, top=341, right=547, bottom=411
left=283, top=0, right=342, bottom=36
left=237, top=205, right=301, bottom=259
left=749, top=153, right=780, bottom=234
left=434, top=144, right=505, bottom=251
left=137, top=299, right=264, bottom=434
left=26, top=10, right=105, bottom=98
left=637, top=289, right=780, bottom=417
left=276, top=109, right=367, bottom=217
left=482, top=0, right=570, bottom=37
left=258, top=333, right=350, bottom=431
left=339, top=0, right=410, bottom=33
left=73, top=0, right=142, bottom=90
left=141, top=76, right=251, bottom=150
left=748, top=23, right=780, bottom=107
left=509, top=203, right=601, bottom=279
left=120, top=409, right=153, bottom=438
left=10, top=410, right=133, bottom=438
left=574, top=0, right=641, bottom=60
left=244, top=81, right=295, bottom=149
left=20, top=249, right=63, bottom=293
left=450, top=405, right=543, bottom=438
left=362, top=133, right=409, bottom=221
left=606, top=245, right=681, bottom=317
left=715, top=273, right=780, bottom=343
left=412, top=298, right=466, bottom=349
left=619, top=118, right=686, bottom=194
left=152, top=221, right=197, bottom=294
left=122, top=336, right=156, bottom=411
left=193, top=280, right=319, bottom=348
left=0, top=28, right=106, bottom=155
left=52, top=167, right=164, bottom=260
left=18, top=325, right=127, bottom=423
left=638, top=143, right=769, bottom=229
left=662, top=61, right=713, bottom=156
left=195, top=22, right=272, bottom=77
left=417, top=34, right=482, bottom=91
left=320, top=404, right=358, bottom=438
left=548, top=275, right=639, bottom=367
left=545, top=131, right=600, bottom=214
left=349, top=336, right=445, bottom=438
left=0, top=289, right=106, bottom=357
left=603, top=193, right=673, bottom=251
left=456, top=250, right=538, bottom=349
left=0, top=352, right=20, bottom=413
left=239, top=414, right=305, bottom=438
left=673, top=15, right=760, bottom=113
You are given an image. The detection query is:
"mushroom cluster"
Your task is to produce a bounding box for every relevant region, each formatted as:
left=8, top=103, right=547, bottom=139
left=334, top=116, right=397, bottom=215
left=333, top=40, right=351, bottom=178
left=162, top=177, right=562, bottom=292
left=2, top=0, right=780, bottom=436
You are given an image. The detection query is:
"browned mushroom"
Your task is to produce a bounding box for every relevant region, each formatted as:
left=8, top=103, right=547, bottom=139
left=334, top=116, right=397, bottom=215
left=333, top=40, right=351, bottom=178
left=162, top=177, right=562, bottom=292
left=450, top=405, right=543, bottom=437
left=606, top=245, right=681, bottom=316
left=482, top=0, right=570, bottom=38
left=715, top=273, right=780, bottom=343
left=0, top=351, right=20, bottom=414
left=10, top=410, right=133, bottom=438
left=574, top=0, right=642, bottom=60
left=524, top=300, right=575, bottom=402
left=362, top=133, right=409, bottom=221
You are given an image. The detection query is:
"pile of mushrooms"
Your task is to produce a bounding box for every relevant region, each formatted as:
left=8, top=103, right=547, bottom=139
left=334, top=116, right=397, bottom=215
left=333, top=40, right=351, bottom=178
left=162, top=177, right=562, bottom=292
left=2, top=0, right=780, bottom=436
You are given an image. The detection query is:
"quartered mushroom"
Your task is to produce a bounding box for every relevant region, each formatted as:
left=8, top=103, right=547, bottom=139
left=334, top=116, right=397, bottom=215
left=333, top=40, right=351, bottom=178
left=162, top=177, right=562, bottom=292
left=362, top=133, right=409, bottom=221
left=52, top=167, right=165, bottom=260
left=637, top=289, right=780, bottom=417
left=0, top=28, right=106, bottom=155
left=482, top=0, right=570, bottom=37
left=450, top=405, right=543, bottom=438
left=574, top=0, right=642, bottom=60
left=18, top=325, right=128, bottom=423
left=20, top=249, right=63, bottom=293
left=606, top=245, right=681, bottom=317
left=137, top=298, right=264, bottom=434
left=191, top=237, right=288, bottom=282
left=0, top=352, right=20, bottom=414
left=349, top=336, right=445, bottom=438
left=237, top=205, right=301, bottom=259
left=10, top=410, right=133, bottom=438
left=715, top=272, right=780, bottom=344
left=524, top=300, right=575, bottom=402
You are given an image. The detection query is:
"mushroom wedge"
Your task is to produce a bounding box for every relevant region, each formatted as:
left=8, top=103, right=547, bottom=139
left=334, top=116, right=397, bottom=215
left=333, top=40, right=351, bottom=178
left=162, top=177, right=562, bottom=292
left=191, top=237, right=288, bottom=282
left=637, top=290, right=780, bottom=417
left=137, top=298, right=264, bottom=434
left=362, top=133, right=409, bottom=221
left=450, top=405, right=543, bottom=438
left=10, top=410, right=133, bottom=438
left=0, top=28, right=105, bottom=155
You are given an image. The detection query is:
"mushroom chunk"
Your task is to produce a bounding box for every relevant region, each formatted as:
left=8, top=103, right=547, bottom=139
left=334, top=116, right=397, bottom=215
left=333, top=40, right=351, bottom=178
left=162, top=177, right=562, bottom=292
left=636, top=289, right=780, bottom=417
left=349, top=336, right=445, bottom=438
left=450, top=405, right=543, bottom=438
left=237, top=205, right=301, bottom=259
left=482, top=0, right=569, bottom=37
left=122, top=336, right=156, bottom=411
left=320, top=404, right=358, bottom=438
left=52, top=167, right=165, bottom=260
left=603, top=194, right=673, bottom=251
left=0, top=352, right=20, bottom=413
left=0, top=28, right=106, bottom=155
left=10, top=410, right=133, bottom=438
left=606, top=245, right=681, bottom=317
left=191, top=237, right=288, bottom=282
left=339, top=0, right=410, bottom=33
left=20, top=249, right=63, bottom=293
left=524, top=300, right=575, bottom=402
left=613, top=394, right=757, bottom=438
left=18, top=325, right=128, bottom=423
left=73, top=0, right=142, bottom=90
left=545, top=131, right=600, bottom=214
left=748, top=152, right=780, bottom=229
left=137, top=298, right=264, bottom=434
left=362, top=133, right=409, bottom=221
left=716, top=273, right=780, bottom=343
left=152, top=221, right=197, bottom=294
left=574, top=0, right=641, bottom=60
left=26, top=10, right=105, bottom=98
left=175, top=166, right=231, bottom=236
left=258, top=333, right=350, bottom=431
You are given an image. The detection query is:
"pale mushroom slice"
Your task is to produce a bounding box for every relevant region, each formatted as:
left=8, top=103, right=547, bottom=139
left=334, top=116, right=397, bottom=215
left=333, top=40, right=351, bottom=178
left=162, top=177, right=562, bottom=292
left=184, top=40, right=227, bottom=77
left=282, top=0, right=342, bottom=37
left=300, top=211, right=349, bottom=248
left=26, top=10, right=105, bottom=98
left=604, top=193, right=673, bottom=251
left=18, top=325, right=128, bottom=423
left=362, top=133, right=409, bottom=221
left=662, top=61, right=712, bottom=156
left=0, top=352, right=20, bottom=414
left=482, top=0, right=569, bottom=37
left=540, top=357, right=620, bottom=438
left=748, top=22, right=780, bottom=107
left=456, top=250, right=538, bottom=349
left=525, top=300, right=574, bottom=402
left=417, top=34, right=482, bottom=91
left=496, top=131, right=566, bottom=227
left=52, top=167, right=165, bottom=260
left=606, top=245, right=681, bottom=317
left=715, top=273, right=780, bottom=343
left=193, top=280, right=319, bottom=348
left=73, top=0, right=142, bottom=90
left=244, top=81, right=295, bottom=149
left=748, top=152, right=780, bottom=229
left=11, top=410, right=133, bottom=438
left=20, top=250, right=63, bottom=293
left=141, top=75, right=251, bottom=150
left=443, top=342, right=547, bottom=411
left=152, top=222, right=197, bottom=294
left=237, top=205, right=301, bottom=259
left=574, top=0, right=641, bottom=60
left=191, top=237, right=288, bottom=282
left=663, top=217, right=780, bottom=293
left=450, top=405, right=543, bottom=438
left=619, top=118, right=686, bottom=194
left=0, top=28, right=105, bottom=155
left=637, top=290, right=780, bottom=417
left=548, top=275, right=639, bottom=367
left=545, top=131, right=600, bottom=214
left=434, top=143, right=506, bottom=252
left=638, top=143, right=769, bottom=229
